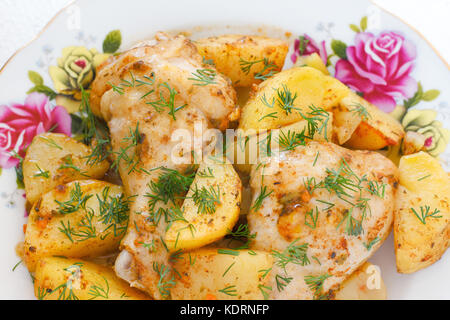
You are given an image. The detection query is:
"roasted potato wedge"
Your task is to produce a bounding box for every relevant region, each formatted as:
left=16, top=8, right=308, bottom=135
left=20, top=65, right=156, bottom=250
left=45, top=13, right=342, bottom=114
left=23, top=133, right=109, bottom=206
left=239, top=67, right=349, bottom=132
left=24, top=180, right=128, bottom=272
left=195, top=34, right=288, bottom=87
left=341, top=92, right=404, bottom=150
left=34, top=257, right=148, bottom=300
left=394, top=152, right=450, bottom=273
left=294, top=52, right=329, bottom=75
left=171, top=248, right=273, bottom=300
left=335, top=262, right=387, bottom=300
left=165, top=160, right=242, bottom=251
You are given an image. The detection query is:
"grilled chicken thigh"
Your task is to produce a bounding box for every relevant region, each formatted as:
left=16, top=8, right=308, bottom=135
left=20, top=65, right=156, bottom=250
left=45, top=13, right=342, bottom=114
left=90, top=32, right=238, bottom=298
left=248, top=141, right=398, bottom=299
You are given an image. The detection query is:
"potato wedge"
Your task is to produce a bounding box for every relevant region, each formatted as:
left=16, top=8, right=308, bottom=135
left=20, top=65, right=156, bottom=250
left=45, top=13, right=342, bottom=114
left=341, top=92, right=404, bottom=149
left=239, top=67, right=349, bottom=132
left=195, top=34, right=288, bottom=87
left=394, top=152, right=450, bottom=273
left=229, top=115, right=333, bottom=175
left=23, top=133, right=109, bottom=206
left=171, top=248, right=273, bottom=300
left=34, top=257, right=148, bottom=300
left=24, top=180, right=128, bottom=272
left=335, top=262, right=387, bottom=300
left=165, top=160, right=241, bottom=251
left=331, top=104, right=362, bottom=145
left=294, top=52, right=329, bottom=75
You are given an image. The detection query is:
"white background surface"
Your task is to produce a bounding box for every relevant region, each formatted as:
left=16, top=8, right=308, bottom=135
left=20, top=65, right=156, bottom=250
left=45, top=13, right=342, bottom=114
left=0, top=0, right=449, bottom=68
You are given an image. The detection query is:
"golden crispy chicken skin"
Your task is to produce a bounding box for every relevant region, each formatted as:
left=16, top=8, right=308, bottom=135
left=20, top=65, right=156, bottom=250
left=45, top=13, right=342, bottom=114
left=90, top=32, right=238, bottom=299
left=248, top=141, right=398, bottom=299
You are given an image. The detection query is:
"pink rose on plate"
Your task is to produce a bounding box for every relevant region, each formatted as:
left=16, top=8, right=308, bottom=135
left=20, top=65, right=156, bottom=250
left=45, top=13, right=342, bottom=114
left=335, top=31, right=417, bottom=112
left=291, top=34, right=328, bottom=65
left=0, top=93, right=71, bottom=168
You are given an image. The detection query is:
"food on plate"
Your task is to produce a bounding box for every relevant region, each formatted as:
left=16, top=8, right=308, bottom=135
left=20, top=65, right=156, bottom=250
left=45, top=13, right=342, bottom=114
left=228, top=114, right=334, bottom=175
left=341, top=91, right=405, bottom=150
left=165, top=159, right=242, bottom=251
left=394, top=152, right=450, bottom=273
left=91, top=32, right=240, bottom=299
left=171, top=248, right=273, bottom=300
left=195, top=34, right=289, bottom=87
left=238, top=66, right=349, bottom=132
left=335, top=262, right=387, bottom=300
left=14, top=28, right=448, bottom=301
left=23, top=180, right=128, bottom=272
left=34, top=257, right=149, bottom=300
left=294, top=52, right=329, bottom=75
left=247, top=141, right=398, bottom=299
left=23, top=133, right=109, bottom=206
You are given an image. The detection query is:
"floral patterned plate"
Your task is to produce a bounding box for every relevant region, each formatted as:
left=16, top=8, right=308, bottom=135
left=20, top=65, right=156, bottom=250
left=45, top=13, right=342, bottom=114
left=0, top=0, right=448, bottom=299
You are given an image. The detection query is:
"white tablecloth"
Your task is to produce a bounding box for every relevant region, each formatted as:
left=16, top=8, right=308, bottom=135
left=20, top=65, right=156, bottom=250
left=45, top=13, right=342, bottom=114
left=0, top=0, right=449, bottom=68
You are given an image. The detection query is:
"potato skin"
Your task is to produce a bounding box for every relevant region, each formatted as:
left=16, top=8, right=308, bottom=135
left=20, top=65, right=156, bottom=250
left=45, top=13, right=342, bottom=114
left=394, top=152, right=450, bottom=273
left=171, top=248, right=273, bottom=300
left=34, top=257, right=149, bottom=300
left=195, top=34, right=288, bottom=87
left=335, top=262, right=387, bottom=300
left=23, top=133, right=109, bottom=206
left=24, top=180, right=128, bottom=272
left=165, top=160, right=242, bottom=251
left=239, top=67, right=349, bottom=132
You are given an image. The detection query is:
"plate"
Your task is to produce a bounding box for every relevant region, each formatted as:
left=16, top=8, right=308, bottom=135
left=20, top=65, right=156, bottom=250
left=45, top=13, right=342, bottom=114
left=0, top=0, right=448, bottom=300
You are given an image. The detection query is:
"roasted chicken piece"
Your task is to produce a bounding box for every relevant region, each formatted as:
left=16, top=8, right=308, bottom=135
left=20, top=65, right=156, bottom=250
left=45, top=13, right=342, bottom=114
left=90, top=32, right=238, bottom=299
left=247, top=141, right=398, bottom=299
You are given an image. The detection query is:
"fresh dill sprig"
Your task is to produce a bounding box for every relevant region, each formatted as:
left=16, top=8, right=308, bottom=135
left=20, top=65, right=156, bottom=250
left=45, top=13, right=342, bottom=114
left=349, top=102, right=370, bottom=120
left=39, top=136, right=62, bottom=150
left=226, top=224, right=256, bottom=249
left=58, top=155, right=89, bottom=176
left=254, top=58, right=278, bottom=81
left=363, top=237, right=381, bottom=251
left=240, top=58, right=278, bottom=81
left=192, top=185, right=221, bottom=214
left=152, top=262, right=176, bottom=299
left=275, top=274, right=293, bottom=292
left=277, top=129, right=308, bottom=151
left=33, top=164, right=50, bottom=178
left=304, top=273, right=331, bottom=299
left=272, top=239, right=310, bottom=272
left=297, top=35, right=310, bottom=55
left=337, top=208, right=363, bottom=236
left=196, top=167, right=214, bottom=178
left=147, top=82, right=186, bottom=120
left=88, top=277, right=110, bottom=300
left=258, top=284, right=272, bottom=300
left=145, top=167, right=194, bottom=212
left=304, top=206, right=319, bottom=229
left=96, top=186, right=129, bottom=237
left=411, top=206, right=442, bottom=224
left=276, top=85, right=298, bottom=115
left=51, top=263, right=84, bottom=300
left=251, top=185, right=273, bottom=212
left=55, top=182, right=92, bottom=215
left=111, top=122, right=142, bottom=174
left=299, top=105, right=331, bottom=141
left=259, top=112, right=278, bottom=122
left=188, top=68, right=217, bottom=86
left=218, top=285, right=238, bottom=297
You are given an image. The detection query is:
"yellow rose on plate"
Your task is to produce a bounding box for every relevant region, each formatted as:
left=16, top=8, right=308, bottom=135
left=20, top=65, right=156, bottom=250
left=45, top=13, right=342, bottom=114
left=402, top=109, right=450, bottom=157
left=49, top=46, right=109, bottom=112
